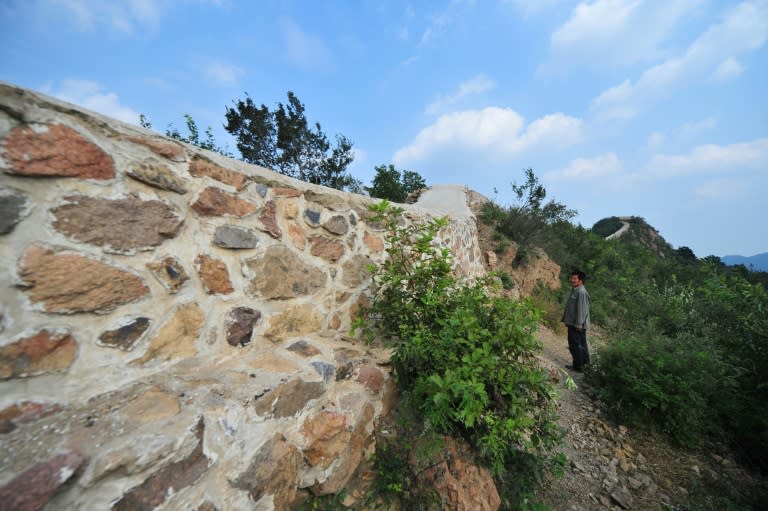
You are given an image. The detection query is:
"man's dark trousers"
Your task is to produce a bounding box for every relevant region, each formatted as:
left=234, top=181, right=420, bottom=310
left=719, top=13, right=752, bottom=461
left=567, top=325, right=590, bottom=370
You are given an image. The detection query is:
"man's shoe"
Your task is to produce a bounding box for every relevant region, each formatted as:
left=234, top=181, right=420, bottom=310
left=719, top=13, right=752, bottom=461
left=565, top=364, right=583, bottom=372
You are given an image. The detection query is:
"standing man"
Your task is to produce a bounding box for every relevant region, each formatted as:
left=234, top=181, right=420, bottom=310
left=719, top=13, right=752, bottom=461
left=562, top=270, right=591, bottom=372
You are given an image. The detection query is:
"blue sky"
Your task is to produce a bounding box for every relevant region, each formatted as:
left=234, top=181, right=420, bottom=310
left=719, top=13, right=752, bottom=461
left=2, top=0, right=767, bottom=258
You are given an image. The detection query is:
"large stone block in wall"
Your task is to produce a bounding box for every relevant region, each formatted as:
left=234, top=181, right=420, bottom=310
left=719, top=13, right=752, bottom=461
left=130, top=302, right=203, bottom=365
left=127, top=158, right=188, bottom=194
left=2, top=124, right=115, bottom=179
left=51, top=195, right=183, bottom=254
left=191, top=187, right=257, bottom=217
left=0, top=452, right=85, bottom=511
left=245, top=246, right=326, bottom=299
left=231, top=434, right=301, bottom=509
left=188, top=155, right=249, bottom=190
left=264, top=304, right=324, bottom=341
left=0, top=330, right=77, bottom=380
left=17, top=245, right=149, bottom=314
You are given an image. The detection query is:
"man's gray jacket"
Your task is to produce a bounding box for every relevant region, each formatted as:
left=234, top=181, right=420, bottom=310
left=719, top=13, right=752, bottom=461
left=562, top=284, right=591, bottom=330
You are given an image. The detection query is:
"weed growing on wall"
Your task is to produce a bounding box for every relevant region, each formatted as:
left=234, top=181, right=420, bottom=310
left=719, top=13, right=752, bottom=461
left=352, top=201, right=562, bottom=506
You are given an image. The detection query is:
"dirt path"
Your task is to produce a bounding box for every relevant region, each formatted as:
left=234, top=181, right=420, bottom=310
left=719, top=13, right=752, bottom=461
left=532, top=325, right=766, bottom=511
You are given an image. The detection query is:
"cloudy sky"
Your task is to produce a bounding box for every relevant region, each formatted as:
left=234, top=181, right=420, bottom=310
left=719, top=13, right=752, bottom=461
left=1, top=0, right=767, bottom=257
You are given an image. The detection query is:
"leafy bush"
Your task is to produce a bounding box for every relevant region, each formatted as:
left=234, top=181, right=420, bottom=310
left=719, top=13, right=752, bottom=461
left=587, top=331, right=727, bottom=446
left=353, top=201, right=562, bottom=505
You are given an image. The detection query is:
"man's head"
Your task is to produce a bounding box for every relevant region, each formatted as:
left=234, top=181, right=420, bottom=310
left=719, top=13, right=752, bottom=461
left=569, top=270, right=586, bottom=288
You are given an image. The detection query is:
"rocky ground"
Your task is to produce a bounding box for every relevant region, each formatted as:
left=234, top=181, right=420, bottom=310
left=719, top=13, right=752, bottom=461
left=533, top=324, right=768, bottom=511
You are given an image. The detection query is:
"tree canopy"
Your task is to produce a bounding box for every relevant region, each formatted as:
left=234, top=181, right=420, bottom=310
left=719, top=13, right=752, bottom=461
left=365, top=164, right=426, bottom=202
left=224, top=91, right=360, bottom=191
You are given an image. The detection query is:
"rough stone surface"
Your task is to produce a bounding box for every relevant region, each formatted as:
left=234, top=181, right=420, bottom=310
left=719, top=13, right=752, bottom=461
left=302, top=411, right=349, bottom=468
left=213, top=225, right=258, bottom=249
left=2, top=124, right=115, bottom=179
left=363, top=231, right=384, bottom=252
left=112, top=418, right=209, bottom=511
left=191, top=187, right=257, bottom=217
left=286, top=340, right=321, bottom=357
left=309, top=236, right=345, bottom=262
left=119, top=389, right=180, bottom=424
left=51, top=195, right=182, bottom=253
left=311, top=361, right=335, bottom=382
left=311, top=403, right=375, bottom=495
left=130, top=302, right=203, bottom=365
left=264, top=303, right=324, bottom=341
left=254, top=379, right=326, bottom=418
left=231, top=434, right=301, bottom=509
left=245, top=246, right=326, bottom=299
left=225, top=306, right=261, bottom=347
left=342, top=255, right=373, bottom=287
left=98, top=317, right=151, bottom=351
left=0, top=401, right=62, bottom=434
left=356, top=365, right=385, bottom=393
left=0, top=330, right=77, bottom=380
left=127, top=158, right=188, bottom=194
left=288, top=223, right=307, bottom=249
left=272, top=187, right=303, bottom=198
left=188, top=156, right=249, bottom=190
left=415, top=436, right=501, bottom=511
left=258, top=200, right=282, bottom=239
left=0, top=187, right=29, bottom=234
left=322, top=215, right=349, bottom=235
left=146, top=256, right=189, bottom=294
left=195, top=254, right=234, bottom=295
left=123, top=135, right=185, bottom=162
left=17, top=245, right=149, bottom=313
left=304, top=209, right=321, bottom=226
left=0, top=451, right=85, bottom=511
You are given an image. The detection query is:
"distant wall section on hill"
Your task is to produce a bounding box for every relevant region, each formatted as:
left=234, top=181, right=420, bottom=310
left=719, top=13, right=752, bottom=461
left=0, top=82, right=486, bottom=510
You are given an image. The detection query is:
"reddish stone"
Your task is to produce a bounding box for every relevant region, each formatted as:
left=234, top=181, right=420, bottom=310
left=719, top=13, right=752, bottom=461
left=272, top=187, right=303, bottom=198
left=188, top=156, right=249, bottom=190
left=302, top=411, right=349, bottom=468
left=2, top=124, right=115, bottom=179
left=356, top=365, right=385, bottom=393
left=0, top=452, right=85, bottom=511
left=0, top=401, right=62, bottom=433
left=258, top=200, right=282, bottom=239
left=112, top=418, right=209, bottom=511
left=51, top=195, right=182, bottom=253
left=288, top=223, right=307, bottom=249
left=309, top=236, right=345, bottom=262
left=363, top=232, right=384, bottom=252
left=17, top=245, right=149, bottom=313
left=226, top=307, right=261, bottom=347
left=0, top=330, right=77, bottom=380
left=195, top=254, right=234, bottom=295
left=191, top=187, right=257, bottom=217
left=124, top=135, right=185, bottom=162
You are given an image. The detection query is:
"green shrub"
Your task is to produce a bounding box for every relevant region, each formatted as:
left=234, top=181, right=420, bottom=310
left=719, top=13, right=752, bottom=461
left=586, top=331, right=726, bottom=446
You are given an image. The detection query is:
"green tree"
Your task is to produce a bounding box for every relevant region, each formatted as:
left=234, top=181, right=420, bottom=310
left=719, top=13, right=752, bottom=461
left=366, top=164, right=427, bottom=202
left=224, top=91, right=360, bottom=191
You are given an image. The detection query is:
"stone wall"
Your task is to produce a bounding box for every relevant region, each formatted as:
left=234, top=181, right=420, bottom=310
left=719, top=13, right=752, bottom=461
left=0, top=83, right=485, bottom=510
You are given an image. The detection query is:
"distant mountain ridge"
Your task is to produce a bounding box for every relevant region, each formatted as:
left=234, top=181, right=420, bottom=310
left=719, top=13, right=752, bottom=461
left=721, top=253, right=768, bottom=272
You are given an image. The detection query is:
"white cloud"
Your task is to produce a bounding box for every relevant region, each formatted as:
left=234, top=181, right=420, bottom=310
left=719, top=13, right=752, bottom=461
left=203, top=60, right=244, bottom=86
left=280, top=18, right=335, bottom=70
left=548, top=152, right=625, bottom=180
left=425, top=74, right=496, bottom=115
left=645, top=137, right=768, bottom=177
left=647, top=131, right=665, bottom=148
left=711, top=57, right=745, bottom=80
left=545, top=0, right=698, bottom=70
left=592, top=1, right=768, bottom=119
left=45, top=79, right=141, bottom=124
left=393, top=108, right=583, bottom=165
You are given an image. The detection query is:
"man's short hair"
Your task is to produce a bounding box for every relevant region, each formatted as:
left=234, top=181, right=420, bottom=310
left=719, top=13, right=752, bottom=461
left=571, top=270, right=587, bottom=282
